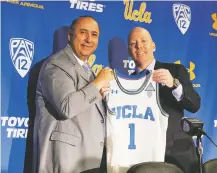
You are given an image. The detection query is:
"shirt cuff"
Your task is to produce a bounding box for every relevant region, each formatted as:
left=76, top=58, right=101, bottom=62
left=172, top=84, right=183, bottom=101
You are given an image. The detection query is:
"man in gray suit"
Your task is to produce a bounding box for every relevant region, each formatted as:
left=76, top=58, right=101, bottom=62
left=33, top=16, right=113, bottom=173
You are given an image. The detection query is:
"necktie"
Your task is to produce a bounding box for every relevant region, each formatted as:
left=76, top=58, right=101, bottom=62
left=136, top=68, right=150, bottom=75
left=82, top=63, right=94, bottom=80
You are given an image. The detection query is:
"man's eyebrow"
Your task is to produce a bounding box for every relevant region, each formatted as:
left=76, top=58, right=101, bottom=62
left=92, top=31, right=99, bottom=34
left=79, top=29, right=99, bottom=34
left=129, top=39, right=136, bottom=42
left=130, top=38, right=145, bottom=42
left=140, top=37, right=148, bottom=40
left=79, top=28, right=88, bottom=31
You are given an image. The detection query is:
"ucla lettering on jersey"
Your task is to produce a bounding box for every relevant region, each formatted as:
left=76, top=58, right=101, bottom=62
left=106, top=69, right=169, bottom=173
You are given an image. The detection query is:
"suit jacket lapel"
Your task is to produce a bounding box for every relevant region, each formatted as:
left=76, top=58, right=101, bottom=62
left=90, top=72, right=106, bottom=118
left=96, top=101, right=106, bottom=119
left=89, top=70, right=95, bottom=81
left=64, top=45, right=105, bottom=117
left=63, top=44, right=89, bottom=82
left=154, top=60, right=164, bottom=70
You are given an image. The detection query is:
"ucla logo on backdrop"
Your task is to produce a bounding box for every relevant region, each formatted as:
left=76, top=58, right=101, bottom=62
left=173, top=4, right=191, bottom=35
left=123, top=0, right=152, bottom=23
left=70, top=0, right=105, bottom=13
left=88, top=54, right=103, bottom=76
left=174, top=60, right=201, bottom=88
left=9, top=38, right=34, bottom=78
left=209, top=13, right=217, bottom=37
left=0, top=116, right=29, bottom=138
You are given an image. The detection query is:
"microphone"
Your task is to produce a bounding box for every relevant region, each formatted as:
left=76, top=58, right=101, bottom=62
left=180, top=117, right=204, bottom=137
left=108, top=37, right=129, bottom=75
left=180, top=117, right=217, bottom=147
left=181, top=117, right=217, bottom=173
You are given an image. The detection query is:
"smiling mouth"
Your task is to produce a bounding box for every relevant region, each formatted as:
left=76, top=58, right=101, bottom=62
left=82, top=44, right=92, bottom=48
left=136, top=52, right=145, bottom=55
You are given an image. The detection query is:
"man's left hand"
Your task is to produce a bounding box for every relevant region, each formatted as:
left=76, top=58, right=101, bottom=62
left=152, top=69, right=174, bottom=88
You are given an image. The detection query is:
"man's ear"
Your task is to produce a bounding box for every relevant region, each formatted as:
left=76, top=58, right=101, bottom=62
left=68, top=32, right=71, bottom=42
left=152, top=42, right=156, bottom=52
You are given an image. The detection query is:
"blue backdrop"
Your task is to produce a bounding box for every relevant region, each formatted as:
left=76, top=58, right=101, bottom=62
left=1, top=1, right=217, bottom=173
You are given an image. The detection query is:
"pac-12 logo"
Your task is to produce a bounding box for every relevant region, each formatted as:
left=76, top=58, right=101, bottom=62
left=173, top=4, right=191, bottom=35
left=9, top=38, right=34, bottom=78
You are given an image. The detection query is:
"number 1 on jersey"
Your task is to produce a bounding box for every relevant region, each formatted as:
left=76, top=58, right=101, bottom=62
left=128, top=123, right=136, bottom=149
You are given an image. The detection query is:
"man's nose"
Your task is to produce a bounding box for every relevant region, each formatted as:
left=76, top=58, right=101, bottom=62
left=85, top=32, right=92, bottom=43
left=136, top=42, right=142, bottom=49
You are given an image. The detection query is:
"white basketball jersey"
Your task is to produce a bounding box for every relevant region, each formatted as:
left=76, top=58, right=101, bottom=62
left=106, top=70, right=169, bottom=173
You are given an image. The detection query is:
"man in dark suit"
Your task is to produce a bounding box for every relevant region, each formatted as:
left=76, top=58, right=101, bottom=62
left=128, top=27, right=201, bottom=173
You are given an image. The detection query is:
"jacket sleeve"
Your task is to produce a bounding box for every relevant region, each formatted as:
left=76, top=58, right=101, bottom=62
left=176, top=64, right=201, bottom=113
left=40, top=64, right=101, bottom=120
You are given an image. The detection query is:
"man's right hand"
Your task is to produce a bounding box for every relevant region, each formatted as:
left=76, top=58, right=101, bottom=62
left=92, top=67, right=114, bottom=91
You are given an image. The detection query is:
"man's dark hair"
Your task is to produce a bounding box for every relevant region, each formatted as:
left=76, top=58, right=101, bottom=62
left=69, top=15, right=99, bottom=36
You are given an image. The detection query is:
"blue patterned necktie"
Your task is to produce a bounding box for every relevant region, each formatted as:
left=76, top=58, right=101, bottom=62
left=82, top=62, right=93, bottom=80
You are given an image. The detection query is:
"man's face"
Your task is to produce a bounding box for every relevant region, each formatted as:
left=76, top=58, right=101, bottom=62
left=69, top=17, right=99, bottom=61
left=128, top=28, right=155, bottom=66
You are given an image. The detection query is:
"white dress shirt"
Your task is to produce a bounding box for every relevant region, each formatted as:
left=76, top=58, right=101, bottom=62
left=72, top=50, right=86, bottom=66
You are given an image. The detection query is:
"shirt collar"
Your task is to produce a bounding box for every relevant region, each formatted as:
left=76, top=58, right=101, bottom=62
left=135, top=59, right=156, bottom=74
left=72, top=51, right=87, bottom=66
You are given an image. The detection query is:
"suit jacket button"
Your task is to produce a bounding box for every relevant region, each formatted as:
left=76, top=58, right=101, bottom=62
left=100, top=142, right=104, bottom=146
left=101, top=120, right=104, bottom=123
